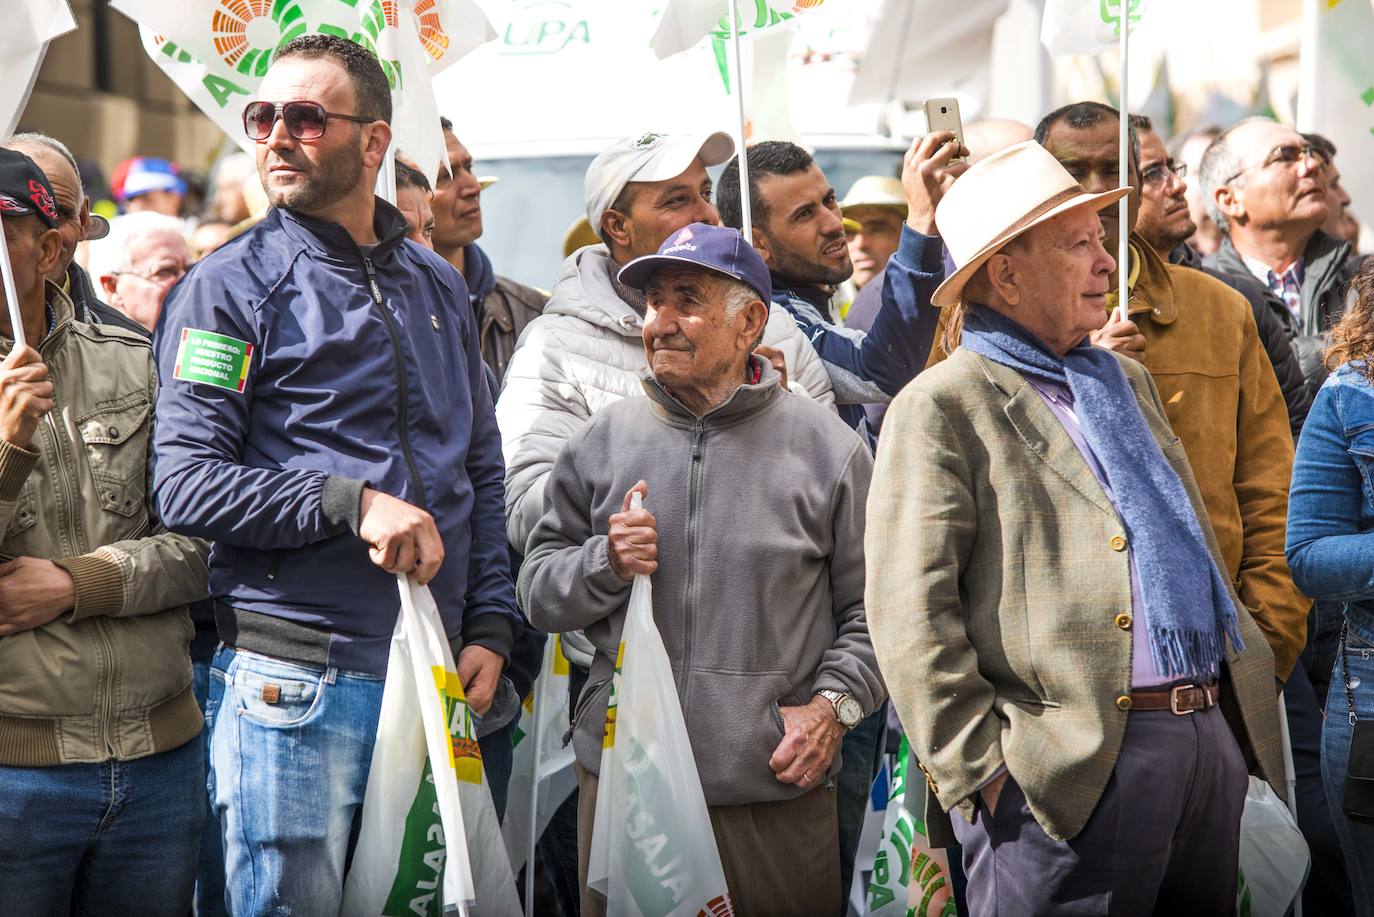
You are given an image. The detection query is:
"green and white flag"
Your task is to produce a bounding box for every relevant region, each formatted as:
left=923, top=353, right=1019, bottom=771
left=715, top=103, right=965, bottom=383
left=1041, top=0, right=1147, bottom=56
left=1298, top=0, right=1374, bottom=229
left=865, top=736, right=956, bottom=917
left=112, top=0, right=495, bottom=183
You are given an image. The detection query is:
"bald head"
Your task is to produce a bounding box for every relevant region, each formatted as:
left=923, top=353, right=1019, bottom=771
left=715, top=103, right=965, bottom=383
left=963, top=119, right=1033, bottom=165
left=5, top=135, right=86, bottom=279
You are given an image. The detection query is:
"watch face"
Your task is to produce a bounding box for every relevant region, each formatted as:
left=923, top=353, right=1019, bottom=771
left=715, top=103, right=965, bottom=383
left=838, top=696, right=863, bottom=726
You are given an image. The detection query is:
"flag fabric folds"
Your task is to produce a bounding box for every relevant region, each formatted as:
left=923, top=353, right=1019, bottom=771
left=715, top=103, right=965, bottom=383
left=865, top=735, right=956, bottom=917
left=1, top=1, right=77, bottom=136
left=1041, top=0, right=1147, bottom=57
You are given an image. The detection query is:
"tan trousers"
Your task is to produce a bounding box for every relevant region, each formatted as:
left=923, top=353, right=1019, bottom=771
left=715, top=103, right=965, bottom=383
left=576, top=763, right=840, bottom=917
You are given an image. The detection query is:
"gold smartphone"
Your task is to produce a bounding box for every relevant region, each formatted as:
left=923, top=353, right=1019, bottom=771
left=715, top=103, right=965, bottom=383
left=923, top=97, right=966, bottom=162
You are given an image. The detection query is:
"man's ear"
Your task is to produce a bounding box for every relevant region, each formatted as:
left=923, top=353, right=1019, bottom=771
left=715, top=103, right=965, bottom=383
left=984, top=253, right=1021, bottom=306
left=1215, top=183, right=1245, bottom=226
left=361, top=123, right=393, bottom=171
left=34, top=228, right=63, bottom=280
left=742, top=298, right=769, bottom=348
left=599, top=209, right=631, bottom=252
left=99, top=273, right=118, bottom=297
left=751, top=228, right=773, bottom=267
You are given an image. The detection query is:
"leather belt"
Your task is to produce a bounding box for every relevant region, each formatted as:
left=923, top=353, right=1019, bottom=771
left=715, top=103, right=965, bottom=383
left=1129, top=682, right=1220, bottom=715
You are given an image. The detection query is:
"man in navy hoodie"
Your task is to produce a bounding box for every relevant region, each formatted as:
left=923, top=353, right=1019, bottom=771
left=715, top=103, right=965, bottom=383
left=151, top=35, right=521, bottom=914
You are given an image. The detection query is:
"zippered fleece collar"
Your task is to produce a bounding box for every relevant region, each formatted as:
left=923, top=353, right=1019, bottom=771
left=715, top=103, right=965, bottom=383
left=637, top=355, right=782, bottom=430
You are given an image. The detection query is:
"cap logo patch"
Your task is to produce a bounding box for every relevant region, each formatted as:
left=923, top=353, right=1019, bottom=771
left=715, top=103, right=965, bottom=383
left=27, top=180, right=56, bottom=222
left=662, top=226, right=698, bottom=254
left=0, top=193, right=25, bottom=216
left=635, top=132, right=664, bottom=148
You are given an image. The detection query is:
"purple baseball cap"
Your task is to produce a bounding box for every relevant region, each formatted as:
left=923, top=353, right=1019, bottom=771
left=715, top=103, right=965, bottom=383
left=618, top=222, right=772, bottom=303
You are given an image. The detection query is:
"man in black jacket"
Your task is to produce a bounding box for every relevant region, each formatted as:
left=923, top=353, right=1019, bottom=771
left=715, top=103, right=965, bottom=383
left=1129, top=116, right=1313, bottom=435
left=4, top=133, right=146, bottom=336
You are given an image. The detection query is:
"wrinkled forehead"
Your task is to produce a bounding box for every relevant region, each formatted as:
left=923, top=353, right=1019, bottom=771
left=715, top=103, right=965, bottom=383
left=646, top=265, right=719, bottom=297
left=1232, top=121, right=1303, bottom=166
left=258, top=56, right=356, bottom=111
left=128, top=229, right=190, bottom=264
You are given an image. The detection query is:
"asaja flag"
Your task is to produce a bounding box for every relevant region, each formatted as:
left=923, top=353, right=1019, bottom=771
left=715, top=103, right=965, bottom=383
left=865, top=735, right=956, bottom=917
left=1041, top=0, right=1147, bottom=56
left=1298, top=0, right=1374, bottom=229
left=500, top=635, right=578, bottom=873
left=2, top=0, right=77, bottom=136
left=651, top=0, right=829, bottom=62
left=112, top=0, right=495, bottom=183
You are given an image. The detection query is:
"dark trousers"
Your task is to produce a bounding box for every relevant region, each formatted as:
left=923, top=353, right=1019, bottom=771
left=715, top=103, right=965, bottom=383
left=950, top=705, right=1246, bottom=917
left=837, top=706, right=886, bottom=913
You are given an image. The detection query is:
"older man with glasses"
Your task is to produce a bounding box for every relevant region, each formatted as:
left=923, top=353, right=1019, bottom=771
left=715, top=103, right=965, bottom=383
left=1201, top=117, right=1369, bottom=388
left=151, top=34, right=523, bottom=914
left=96, top=211, right=189, bottom=331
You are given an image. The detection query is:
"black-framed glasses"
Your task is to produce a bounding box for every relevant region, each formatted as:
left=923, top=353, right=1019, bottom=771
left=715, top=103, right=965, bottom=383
left=1224, top=143, right=1322, bottom=184
left=1140, top=160, right=1187, bottom=187
left=243, top=100, right=375, bottom=142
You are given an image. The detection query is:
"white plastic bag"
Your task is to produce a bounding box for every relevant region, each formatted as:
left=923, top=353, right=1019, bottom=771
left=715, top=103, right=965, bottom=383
left=341, top=575, right=521, bottom=917
left=866, top=735, right=956, bottom=917
left=1235, top=777, right=1309, bottom=917
left=587, top=494, right=735, bottom=916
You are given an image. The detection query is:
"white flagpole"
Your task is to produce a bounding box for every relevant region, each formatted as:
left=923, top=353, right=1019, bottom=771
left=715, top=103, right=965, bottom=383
left=523, top=652, right=546, bottom=917
left=726, top=0, right=752, bottom=244
left=1116, top=0, right=1129, bottom=325
left=0, top=217, right=27, bottom=349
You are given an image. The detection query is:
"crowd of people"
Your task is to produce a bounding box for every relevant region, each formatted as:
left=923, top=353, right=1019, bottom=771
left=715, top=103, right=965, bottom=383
left=1, top=28, right=1372, bottom=917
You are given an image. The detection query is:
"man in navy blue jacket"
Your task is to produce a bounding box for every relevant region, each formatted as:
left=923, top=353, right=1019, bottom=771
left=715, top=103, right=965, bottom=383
left=151, top=35, right=521, bottom=914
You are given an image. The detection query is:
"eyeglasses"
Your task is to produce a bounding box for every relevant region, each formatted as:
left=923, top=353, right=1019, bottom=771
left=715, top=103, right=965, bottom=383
left=113, top=264, right=186, bottom=285
left=242, top=100, right=375, bottom=142
left=1224, top=143, right=1323, bottom=184
left=1140, top=160, right=1187, bottom=187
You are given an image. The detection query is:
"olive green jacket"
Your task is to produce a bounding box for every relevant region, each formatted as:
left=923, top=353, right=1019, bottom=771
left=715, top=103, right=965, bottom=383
left=867, top=347, right=1284, bottom=844
left=0, top=283, right=209, bottom=766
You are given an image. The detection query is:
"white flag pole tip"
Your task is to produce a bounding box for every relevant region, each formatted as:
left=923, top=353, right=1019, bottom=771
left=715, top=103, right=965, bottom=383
left=0, top=216, right=27, bottom=349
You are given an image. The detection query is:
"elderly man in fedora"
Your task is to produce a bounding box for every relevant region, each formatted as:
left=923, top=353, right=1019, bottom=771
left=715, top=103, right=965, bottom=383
left=521, top=221, right=885, bottom=916
left=865, top=141, right=1286, bottom=915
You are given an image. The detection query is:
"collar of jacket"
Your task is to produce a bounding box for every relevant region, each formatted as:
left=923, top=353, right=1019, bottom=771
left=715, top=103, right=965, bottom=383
left=1299, top=227, right=1353, bottom=311
left=463, top=241, right=497, bottom=305
left=275, top=196, right=411, bottom=264
left=1168, top=242, right=1202, bottom=269
left=770, top=273, right=832, bottom=313
left=637, top=355, right=782, bottom=430
left=4, top=280, right=78, bottom=348
left=1122, top=234, right=1178, bottom=327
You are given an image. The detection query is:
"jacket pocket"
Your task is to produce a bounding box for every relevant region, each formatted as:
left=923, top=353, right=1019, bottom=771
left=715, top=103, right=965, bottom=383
left=77, top=397, right=150, bottom=518
left=681, top=668, right=793, bottom=806
left=4, top=483, right=36, bottom=539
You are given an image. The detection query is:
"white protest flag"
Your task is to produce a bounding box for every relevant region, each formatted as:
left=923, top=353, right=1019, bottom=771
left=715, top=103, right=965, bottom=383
left=1041, top=0, right=1146, bottom=56
left=1, top=1, right=78, bottom=136
left=1298, top=0, right=1374, bottom=227
left=651, top=0, right=830, bottom=60
left=500, top=635, right=577, bottom=874
left=865, top=735, right=956, bottom=917
left=587, top=495, right=733, bottom=917
left=112, top=0, right=494, bottom=184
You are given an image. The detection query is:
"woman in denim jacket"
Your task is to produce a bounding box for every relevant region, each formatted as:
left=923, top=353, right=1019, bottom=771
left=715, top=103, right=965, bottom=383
left=1288, top=260, right=1374, bottom=912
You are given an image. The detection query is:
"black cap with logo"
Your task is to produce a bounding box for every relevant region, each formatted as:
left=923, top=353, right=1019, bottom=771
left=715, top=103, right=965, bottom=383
left=0, top=148, right=59, bottom=230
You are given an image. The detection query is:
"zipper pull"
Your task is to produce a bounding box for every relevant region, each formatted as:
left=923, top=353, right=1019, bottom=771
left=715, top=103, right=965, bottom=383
left=362, top=258, right=383, bottom=305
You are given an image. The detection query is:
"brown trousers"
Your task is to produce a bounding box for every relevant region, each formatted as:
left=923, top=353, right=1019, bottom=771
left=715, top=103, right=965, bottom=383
left=576, top=763, right=839, bottom=917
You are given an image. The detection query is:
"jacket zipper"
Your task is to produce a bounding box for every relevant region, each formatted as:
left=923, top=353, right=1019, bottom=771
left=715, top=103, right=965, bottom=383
left=564, top=676, right=611, bottom=746
left=682, top=423, right=705, bottom=710
left=362, top=257, right=428, bottom=508
left=43, top=357, right=119, bottom=758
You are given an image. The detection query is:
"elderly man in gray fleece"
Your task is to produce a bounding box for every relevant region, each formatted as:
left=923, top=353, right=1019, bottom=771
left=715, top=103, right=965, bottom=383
left=519, top=221, right=884, bottom=916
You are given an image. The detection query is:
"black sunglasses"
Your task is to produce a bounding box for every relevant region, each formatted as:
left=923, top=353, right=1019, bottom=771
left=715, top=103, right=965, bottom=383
left=243, top=100, right=375, bottom=142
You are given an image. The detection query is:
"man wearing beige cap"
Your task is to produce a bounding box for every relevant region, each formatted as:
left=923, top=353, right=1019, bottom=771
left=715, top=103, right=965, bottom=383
left=866, top=140, right=1284, bottom=915
left=841, top=175, right=907, bottom=293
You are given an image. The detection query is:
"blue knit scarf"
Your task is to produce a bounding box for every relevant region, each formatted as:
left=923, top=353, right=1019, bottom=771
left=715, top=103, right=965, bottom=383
left=961, top=304, right=1242, bottom=678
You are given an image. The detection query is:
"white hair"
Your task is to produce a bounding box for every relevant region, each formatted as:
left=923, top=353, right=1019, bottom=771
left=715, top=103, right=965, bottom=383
left=91, top=211, right=186, bottom=280
left=1197, top=116, right=1275, bottom=234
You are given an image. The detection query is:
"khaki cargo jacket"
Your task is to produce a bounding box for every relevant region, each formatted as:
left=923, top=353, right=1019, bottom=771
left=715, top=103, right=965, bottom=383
left=0, top=283, right=209, bottom=766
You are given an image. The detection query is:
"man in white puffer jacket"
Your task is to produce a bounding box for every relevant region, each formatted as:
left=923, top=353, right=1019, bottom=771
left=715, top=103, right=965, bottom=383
left=498, top=131, right=834, bottom=574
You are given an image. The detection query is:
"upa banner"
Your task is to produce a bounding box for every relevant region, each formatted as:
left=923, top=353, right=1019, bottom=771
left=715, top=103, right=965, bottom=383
left=866, top=736, right=956, bottom=917
left=113, top=0, right=495, bottom=183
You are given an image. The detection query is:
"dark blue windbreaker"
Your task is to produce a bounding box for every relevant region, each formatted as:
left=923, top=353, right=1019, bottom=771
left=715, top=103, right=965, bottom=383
left=151, top=200, right=521, bottom=675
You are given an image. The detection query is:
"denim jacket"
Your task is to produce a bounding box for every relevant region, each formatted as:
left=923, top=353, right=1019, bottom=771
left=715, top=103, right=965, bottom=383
left=1287, top=360, right=1374, bottom=643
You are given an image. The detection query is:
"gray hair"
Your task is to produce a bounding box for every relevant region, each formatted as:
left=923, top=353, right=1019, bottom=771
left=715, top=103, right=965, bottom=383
left=1197, top=116, right=1274, bottom=234
left=94, top=211, right=186, bottom=279
left=6, top=132, right=84, bottom=207
left=720, top=275, right=767, bottom=351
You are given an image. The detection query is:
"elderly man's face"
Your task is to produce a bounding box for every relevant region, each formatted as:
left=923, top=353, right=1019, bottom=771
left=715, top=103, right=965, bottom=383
left=1220, top=121, right=1328, bottom=236
left=1, top=215, right=62, bottom=318
left=1320, top=157, right=1359, bottom=243
left=431, top=131, right=482, bottom=251
left=643, top=267, right=761, bottom=408
left=845, top=205, right=904, bottom=289
left=1041, top=117, right=1140, bottom=252
left=610, top=158, right=719, bottom=261
left=755, top=165, right=851, bottom=285
left=988, top=206, right=1115, bottom=356
left=397, top=184, right=435, bottom=249
left=1135, top=127, right=1195, bottom=255
left=10, top=143, right=86, bottom=279
left=103, top=230, right=190, bottom=331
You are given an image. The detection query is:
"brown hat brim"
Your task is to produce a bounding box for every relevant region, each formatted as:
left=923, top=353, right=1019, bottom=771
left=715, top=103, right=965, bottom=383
left=930, top=185, right=1131, bottom=308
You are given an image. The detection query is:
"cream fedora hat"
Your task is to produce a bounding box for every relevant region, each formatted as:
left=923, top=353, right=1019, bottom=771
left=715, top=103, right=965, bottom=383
left=840, top=175, right=907, bottom=215
left=930, top=140, right=1130, bottom=308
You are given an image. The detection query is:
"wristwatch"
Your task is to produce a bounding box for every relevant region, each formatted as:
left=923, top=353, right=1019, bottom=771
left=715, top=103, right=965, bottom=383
left=819, top=690, right=863, bottom=729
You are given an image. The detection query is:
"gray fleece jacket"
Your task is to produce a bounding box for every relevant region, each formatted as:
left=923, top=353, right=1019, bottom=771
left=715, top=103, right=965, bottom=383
left=518, top=358, right=884, bottom=807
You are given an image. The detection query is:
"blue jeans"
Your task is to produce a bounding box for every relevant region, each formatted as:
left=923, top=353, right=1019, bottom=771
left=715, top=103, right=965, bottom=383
left=0, top=736, right=203, bottom=916
left=1323, top=615, right=1374, bottom=917
left=192, top=658, right=229, bottom=917
left=206, top=646, right=384, bottom=916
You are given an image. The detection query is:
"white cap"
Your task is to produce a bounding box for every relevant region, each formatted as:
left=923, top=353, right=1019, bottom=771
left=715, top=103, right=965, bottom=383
left=583, top=130, right=735, bottom=237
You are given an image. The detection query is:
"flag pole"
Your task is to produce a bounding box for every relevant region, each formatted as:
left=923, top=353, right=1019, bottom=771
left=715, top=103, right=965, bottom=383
left=1115, top=0, right=1129, bottom=325
left=0, top=217, right=28, bottom=349
left=726, top=0, right=752, bottom=244
left=523, top=650, right=547, bottom=917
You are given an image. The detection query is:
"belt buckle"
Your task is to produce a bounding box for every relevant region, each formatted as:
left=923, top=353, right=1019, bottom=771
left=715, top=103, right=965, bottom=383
left=1169, top=683, right=1198, bottom=716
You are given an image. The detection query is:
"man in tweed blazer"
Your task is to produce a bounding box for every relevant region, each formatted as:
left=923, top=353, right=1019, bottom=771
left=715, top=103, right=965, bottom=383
left=866, top=142, right=1285, bottom=916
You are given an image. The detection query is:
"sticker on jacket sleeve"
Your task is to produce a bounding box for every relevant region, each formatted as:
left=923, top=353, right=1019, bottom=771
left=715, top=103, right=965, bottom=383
left=172, top=328, right=253, bottom=393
